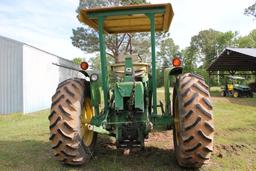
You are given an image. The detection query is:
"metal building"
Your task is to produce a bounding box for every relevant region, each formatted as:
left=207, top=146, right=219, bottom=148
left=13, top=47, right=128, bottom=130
left=0, top=35, right=82, bottom=114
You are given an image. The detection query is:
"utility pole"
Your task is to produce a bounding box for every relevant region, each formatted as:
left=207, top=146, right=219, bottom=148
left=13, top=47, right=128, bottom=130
left=216, top=44, right=220, bottom=86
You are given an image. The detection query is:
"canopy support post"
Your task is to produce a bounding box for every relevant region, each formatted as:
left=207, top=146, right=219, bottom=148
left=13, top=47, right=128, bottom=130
left=147, top=13, right=157, bottom=116
left=98, top=16, right=109, bottom=112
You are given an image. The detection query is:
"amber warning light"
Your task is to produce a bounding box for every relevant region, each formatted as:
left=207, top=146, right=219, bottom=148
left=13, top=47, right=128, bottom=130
left=80, top=62, right=89, bottom=70
left=172, top=57, right=182, bottom=67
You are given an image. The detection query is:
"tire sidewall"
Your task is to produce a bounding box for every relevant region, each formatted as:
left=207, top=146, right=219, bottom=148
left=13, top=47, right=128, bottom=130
left=173, top=78, right=183, bottom=164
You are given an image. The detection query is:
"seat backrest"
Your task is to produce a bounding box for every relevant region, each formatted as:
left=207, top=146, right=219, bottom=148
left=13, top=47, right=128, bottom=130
left=227, top=84, right=234, bottom=91
left=117, top=54, right=142, bottom=63
left=111, top=63, right=149, bottom=78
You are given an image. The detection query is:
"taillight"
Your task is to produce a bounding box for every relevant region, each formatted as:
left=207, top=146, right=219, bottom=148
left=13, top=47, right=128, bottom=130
left=80, top=62, right=89, bottom=70
left=172, top=57, right=182, bottom=67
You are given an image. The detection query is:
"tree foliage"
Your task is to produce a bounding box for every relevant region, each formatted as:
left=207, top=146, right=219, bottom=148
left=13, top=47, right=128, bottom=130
left=184, top=29, right=237, bottom=69
left=72, top=57, right=84, bottom=64
left=157, top=37, right=179, bottom=68
left=237, top=29, right=256, bottom=48
left=182, top=46, right=197, bottom=73
left=245, top=1, right=256, bottom=18
left=72, top=0, right=151, bottom=63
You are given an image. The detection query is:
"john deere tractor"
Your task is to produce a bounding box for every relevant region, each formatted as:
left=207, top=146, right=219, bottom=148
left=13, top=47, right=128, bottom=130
left=221, top=76, right=253, bottom=98
left=48, top=3, right=214, bottom=168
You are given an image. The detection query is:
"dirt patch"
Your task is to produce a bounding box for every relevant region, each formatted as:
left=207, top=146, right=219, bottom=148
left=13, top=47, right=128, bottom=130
left=227, top=127, right=256, bottom=132
left=146, top=131, right=172, bottom=142
left=211, top=97, right=230, bottom=103
left=214, top=144, right=248, bottom=158
left=98, top=131, right=173, bottom=155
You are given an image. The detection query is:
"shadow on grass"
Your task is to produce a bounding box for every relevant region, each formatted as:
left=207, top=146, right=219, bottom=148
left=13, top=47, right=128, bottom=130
left=210, top=91, right=256, bottom=107
left=225, top=97, right=256, bottom=107
left=0, top=136, right=199, bottom=171
left=76, top=135, right=199, bottom=171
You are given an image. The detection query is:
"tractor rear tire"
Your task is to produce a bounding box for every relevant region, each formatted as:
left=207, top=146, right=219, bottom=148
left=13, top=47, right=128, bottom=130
left=173, top=73, right=214, bottom=168
left=48, top=78, right=97, bottom=165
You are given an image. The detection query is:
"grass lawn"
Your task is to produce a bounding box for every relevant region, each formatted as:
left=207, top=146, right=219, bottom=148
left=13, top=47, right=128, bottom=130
left=0, top=92, right=256, bottom=170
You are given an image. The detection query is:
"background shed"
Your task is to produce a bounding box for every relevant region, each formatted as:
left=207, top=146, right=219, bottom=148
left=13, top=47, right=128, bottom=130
left=207, top=47, right=256, bottom=72
left=0, top=35, right=82, bottom=114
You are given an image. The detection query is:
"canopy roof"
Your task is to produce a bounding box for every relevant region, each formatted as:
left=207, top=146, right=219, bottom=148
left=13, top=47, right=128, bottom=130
left=207, top=48, right=256, bottom=72
left=78, top=3, right=174, bottom=34
left=228, top=76, right=245, bottom=80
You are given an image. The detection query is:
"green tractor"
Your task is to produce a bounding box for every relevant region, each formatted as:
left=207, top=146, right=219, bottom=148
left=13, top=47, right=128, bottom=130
left=48, top=3, right=214, bottom=168
left=221, top=76, right=253, bottom=98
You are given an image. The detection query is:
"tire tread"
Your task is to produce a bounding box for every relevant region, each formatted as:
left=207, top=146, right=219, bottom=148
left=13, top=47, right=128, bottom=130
left=173, top=73, right=214, bottom=168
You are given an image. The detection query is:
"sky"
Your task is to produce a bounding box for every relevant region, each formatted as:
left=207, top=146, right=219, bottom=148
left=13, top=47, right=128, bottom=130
left=0, top=0, right=255, bottom=60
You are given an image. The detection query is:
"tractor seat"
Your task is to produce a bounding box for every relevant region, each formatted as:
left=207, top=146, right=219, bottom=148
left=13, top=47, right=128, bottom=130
left=116, top=54, right=142, bottom=63
left=227, top=84, right=234, bottom=91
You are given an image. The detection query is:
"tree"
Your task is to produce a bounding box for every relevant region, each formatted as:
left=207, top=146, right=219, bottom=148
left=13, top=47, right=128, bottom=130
left=189, top=29, right=222, bottom=68
left=187, top=29, right=237, bottom=69
left=237, top=29, right=256, bottom=48
left=182, top=29, right=238, bottom=86
left=88, top=54, right=115, bottom=71
left=157, top=37, right=179, bottom=68
left=72, top=0, right=150, bottom=63
left=216, top=31, right=238, bottom=52
left=182, top=47, right=197, bottom=73
left=72, top=57, right=84, bottom=64
left=245, top=1, right=256, bottom=18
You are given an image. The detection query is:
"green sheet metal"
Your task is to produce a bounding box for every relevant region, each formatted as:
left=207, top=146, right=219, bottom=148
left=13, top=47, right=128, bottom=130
left=114, top=82, right=144, bottom=111
left=87, top=8, right=165, bottom=19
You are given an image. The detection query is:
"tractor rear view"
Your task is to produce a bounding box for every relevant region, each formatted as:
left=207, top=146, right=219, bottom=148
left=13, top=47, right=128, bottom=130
left=48, top=3, right=214, bottom=168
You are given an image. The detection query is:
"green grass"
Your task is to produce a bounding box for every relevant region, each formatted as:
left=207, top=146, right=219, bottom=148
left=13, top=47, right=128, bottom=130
left=207, top=97, right=256, bottom=171
left=0, top=96, right=256, bottom=170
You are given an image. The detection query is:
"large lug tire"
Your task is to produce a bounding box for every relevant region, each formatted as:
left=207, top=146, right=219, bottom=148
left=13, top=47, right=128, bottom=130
left=173, top=73, right=214, bottom=168
left=48, top=78, right=97, bottom=165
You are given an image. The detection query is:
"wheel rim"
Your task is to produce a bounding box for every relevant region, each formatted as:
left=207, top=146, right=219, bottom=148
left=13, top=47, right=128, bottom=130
left=81, top=97, right=94, bottom=146
left=234, top=92, right=239, bottom=98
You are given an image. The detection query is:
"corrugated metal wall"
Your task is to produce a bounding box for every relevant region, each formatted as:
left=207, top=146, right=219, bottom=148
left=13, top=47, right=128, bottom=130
left=22, top=44, right=82, bottom=114
left=0, top=36, right=23, bottom=114
left=22, top=45, right=59, bottom=113
left=0, top=36, right=83, bottom=114
left=58, top=57, right=82, bottom=83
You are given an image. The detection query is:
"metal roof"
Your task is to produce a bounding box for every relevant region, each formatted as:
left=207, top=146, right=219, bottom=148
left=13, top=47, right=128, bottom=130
left=207, top=47, right=256, bottom=72
left=78, top=3, right=174, bottom=34
left=0, top=35, right=74, bottom=63
left=227, top=76, right=245, bottom=80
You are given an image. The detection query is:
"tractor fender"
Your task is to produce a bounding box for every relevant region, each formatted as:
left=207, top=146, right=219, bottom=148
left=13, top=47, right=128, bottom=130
left=89, top=77, right=101, bottom=116
left=163, top=66, right=183, bottom=115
